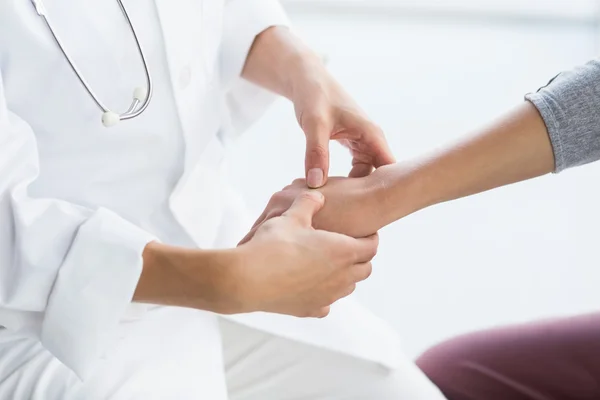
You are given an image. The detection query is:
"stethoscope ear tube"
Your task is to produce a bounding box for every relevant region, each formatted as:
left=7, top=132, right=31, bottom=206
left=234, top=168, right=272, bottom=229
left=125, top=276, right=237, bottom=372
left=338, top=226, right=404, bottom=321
left=30, top=0, right=153, bottom=127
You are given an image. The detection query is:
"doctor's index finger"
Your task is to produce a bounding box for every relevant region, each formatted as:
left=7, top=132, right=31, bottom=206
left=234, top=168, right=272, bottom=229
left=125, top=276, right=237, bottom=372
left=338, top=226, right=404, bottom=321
left=348, top=113, right=396, bottom=168
left=348, top=233, right=379, bottom=263
left=348, top=163, right=373, bottom=178
left=372, top=140, right=396, bottom=168
left=305, top=136, right=330, bottom=189
left=368, top=126, right=396, bottom=168
left=302, top=115, right=332, bottom=188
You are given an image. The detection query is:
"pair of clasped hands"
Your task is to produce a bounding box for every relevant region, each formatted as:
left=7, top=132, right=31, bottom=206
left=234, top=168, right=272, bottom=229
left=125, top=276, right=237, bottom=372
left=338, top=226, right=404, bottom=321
left=235, top=72, right=396, bottom=319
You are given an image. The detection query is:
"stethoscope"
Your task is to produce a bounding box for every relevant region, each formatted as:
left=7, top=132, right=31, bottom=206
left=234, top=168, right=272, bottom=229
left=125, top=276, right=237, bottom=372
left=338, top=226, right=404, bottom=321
left=31, top=0, right=153, bottom=127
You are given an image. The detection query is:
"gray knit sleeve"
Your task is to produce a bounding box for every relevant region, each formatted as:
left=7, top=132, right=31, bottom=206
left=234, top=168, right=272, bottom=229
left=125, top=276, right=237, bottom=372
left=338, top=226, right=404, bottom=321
left=525, top=59, right=600, bottom=173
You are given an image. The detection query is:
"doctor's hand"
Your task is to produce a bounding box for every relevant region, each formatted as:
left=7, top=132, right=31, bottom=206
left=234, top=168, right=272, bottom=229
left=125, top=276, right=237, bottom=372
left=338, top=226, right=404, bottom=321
left=235, top=191, right=377, bottom=318
left=242, top=26, right=394, bottom=186
left=239, top=172, right=389, bottom=245
left=291, top=63, right=396, bottom=188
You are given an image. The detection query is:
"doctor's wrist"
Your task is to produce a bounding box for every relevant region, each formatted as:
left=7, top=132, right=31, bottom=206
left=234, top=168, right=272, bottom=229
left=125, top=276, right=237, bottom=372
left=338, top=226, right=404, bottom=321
left=262, top=28, right=327, bottom=102
left=245, top=26, right=323, bottom=100
left=135, top=243, right=245, bottom=314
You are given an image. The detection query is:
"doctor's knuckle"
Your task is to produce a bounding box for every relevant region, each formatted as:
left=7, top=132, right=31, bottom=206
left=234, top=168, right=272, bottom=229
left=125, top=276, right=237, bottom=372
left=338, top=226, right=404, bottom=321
left=305, top=111, right=330, bottom=132
left=326, top=291, right=342, bottom=305
left=345, top=284, right=357, bottom=297
left=368, top=244, right=378, bottom=259
left=368, top=122, right=384, bottom=136
left=316, top=307, right=331, bottom=318
left=361, top=241, right=378, bottom=260
left=357, top=263, right=373, bottom=281
left=345, top=242, right=361, bottom=262
left=307, top=145, right=329, bottom=165
left=342, top=273, right=357, bottom=287
left=372, top=233, right=380, bottom=247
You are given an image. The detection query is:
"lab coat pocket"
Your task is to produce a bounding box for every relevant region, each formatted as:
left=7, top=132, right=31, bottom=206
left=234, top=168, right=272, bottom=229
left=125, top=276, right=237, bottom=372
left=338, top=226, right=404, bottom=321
left=169, top=136, right=226, bottom=249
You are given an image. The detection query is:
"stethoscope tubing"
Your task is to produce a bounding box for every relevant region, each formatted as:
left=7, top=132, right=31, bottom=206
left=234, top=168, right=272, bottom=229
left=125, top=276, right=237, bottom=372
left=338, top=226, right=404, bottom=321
left=30, top=0, right=153, bottom=124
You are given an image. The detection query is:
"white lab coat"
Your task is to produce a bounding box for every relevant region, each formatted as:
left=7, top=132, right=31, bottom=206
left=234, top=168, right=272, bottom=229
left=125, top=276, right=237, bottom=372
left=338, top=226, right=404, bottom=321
left=0, top=0, right=405, bottom=387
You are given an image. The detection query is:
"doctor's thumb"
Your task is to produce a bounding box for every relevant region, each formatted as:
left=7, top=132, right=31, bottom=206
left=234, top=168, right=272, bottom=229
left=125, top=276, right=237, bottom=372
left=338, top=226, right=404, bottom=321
left=283, top=191, right=325, bottom=227
left=305, top=136, right=330, bottom=189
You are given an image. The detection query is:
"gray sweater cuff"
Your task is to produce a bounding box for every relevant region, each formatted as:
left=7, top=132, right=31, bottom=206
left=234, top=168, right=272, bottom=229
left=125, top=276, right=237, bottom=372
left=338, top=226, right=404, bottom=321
left=525, top=59, right=600, bottom=173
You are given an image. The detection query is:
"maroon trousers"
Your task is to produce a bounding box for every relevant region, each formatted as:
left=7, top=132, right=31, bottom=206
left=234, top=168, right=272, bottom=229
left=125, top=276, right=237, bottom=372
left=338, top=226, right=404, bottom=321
left=417, top=313, right=600, bottom=400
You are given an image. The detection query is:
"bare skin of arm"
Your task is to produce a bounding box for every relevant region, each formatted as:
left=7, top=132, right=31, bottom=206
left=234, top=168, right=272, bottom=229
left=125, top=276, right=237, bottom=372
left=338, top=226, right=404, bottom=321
left=241, top=26, right=395, bottom=187
left=135, top=192, right=377, bottom=318
left=380, top=101, right=554, bottom=224
left=242, top=102, right=554, bottom=240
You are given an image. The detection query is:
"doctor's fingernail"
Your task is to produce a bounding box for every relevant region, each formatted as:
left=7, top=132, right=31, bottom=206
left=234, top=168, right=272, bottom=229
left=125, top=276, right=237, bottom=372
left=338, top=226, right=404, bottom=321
left=306, top=190, right=324, bottom=200
left=307, top=168, right=324, bottom=188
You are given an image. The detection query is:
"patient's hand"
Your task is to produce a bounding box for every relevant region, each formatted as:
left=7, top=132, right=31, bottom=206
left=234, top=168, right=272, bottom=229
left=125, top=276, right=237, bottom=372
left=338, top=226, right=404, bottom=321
left=239, top=174, right=387, bottom=245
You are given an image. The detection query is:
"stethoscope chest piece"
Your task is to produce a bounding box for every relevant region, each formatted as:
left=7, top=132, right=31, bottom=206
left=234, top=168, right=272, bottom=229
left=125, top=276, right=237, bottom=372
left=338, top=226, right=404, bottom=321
left=101, top=111, right=120, bottom=128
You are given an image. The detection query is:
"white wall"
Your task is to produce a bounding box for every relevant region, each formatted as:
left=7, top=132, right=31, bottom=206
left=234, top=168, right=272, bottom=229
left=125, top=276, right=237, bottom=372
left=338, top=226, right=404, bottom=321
left=227, top=8, right=600, bottom=358
left=282, top=0, right=600, bottom=21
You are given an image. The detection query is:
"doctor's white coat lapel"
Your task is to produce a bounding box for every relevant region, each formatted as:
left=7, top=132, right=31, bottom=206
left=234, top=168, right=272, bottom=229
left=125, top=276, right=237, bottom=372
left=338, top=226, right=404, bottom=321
left=153, top=0, right=227, bottom=248
left=153, top=0, right=223, bottom=161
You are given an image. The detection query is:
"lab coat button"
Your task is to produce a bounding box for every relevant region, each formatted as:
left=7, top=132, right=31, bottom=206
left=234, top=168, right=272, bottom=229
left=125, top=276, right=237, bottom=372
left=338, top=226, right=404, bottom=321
left=179, top=66, right=192, bottom=89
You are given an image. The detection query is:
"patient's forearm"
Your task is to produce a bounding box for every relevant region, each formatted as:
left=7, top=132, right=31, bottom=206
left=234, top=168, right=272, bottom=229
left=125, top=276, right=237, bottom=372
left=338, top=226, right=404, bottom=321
left=378, top=58, right=600, bottom=225
left=376, top=102, right=555, bottom=223
left=244, top=59, right=600, bottom=239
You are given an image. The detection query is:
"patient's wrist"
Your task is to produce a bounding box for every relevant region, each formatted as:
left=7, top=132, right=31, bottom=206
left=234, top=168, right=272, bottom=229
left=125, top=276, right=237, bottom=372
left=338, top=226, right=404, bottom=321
left=371, top=162, right=436, bottom=225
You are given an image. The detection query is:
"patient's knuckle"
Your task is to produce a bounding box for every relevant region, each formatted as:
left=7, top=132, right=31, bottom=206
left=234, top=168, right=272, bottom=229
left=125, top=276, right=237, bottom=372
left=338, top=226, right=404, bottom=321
left=267, top=210, right=284, bottom=220
left=270, top=191, right=285, bottom=204
left=292, top=178, right=306, bottom=186
left=260, top=219, right=279, bottom=233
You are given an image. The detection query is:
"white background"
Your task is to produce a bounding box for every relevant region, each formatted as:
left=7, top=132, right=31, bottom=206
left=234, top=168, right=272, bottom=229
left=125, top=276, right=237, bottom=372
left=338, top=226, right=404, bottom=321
left=281, top=0, right=600, bottom=21
left=227, top=1, right=600, bottom=358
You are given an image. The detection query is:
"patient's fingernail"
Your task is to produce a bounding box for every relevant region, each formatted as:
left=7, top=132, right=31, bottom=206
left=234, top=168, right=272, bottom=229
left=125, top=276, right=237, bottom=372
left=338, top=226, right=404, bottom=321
left=307, top=168, right=324, bottom=188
